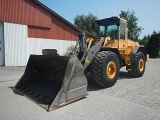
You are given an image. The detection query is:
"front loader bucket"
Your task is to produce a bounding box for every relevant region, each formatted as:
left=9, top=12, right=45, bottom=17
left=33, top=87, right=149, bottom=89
left=14, top=55, right=88, bottom=111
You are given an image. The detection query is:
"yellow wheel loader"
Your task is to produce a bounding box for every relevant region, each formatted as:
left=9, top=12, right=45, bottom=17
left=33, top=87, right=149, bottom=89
left=14, top=17, right=148, bottom=111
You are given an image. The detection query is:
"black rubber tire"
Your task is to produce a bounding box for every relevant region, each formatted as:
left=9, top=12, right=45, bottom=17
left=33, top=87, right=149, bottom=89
left=90, top=51, right=120, bottom=88
left=128, top=52, right=145, bottom=78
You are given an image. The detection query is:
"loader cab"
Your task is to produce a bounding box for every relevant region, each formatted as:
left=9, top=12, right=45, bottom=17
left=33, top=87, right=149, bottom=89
left=96, top=17, right=128, bottom=49
left=96, top=17, right=128, bottom=41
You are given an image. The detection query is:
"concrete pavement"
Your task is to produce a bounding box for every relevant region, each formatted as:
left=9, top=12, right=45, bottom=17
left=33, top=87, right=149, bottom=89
left=0, top=59, right=160, bottom=120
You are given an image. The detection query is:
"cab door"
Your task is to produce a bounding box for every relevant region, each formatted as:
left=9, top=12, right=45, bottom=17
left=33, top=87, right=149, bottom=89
left=118, top=21, right=127, bottom=52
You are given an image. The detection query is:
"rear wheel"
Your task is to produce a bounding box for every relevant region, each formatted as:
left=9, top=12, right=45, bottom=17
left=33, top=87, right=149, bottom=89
left=90, top=51, right=120, bottom=88
left=128, top=52, right=145, bottom=77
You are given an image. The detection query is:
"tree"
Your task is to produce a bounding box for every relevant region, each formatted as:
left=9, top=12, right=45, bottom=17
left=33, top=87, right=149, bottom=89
left=74, top=12, right=98, bottom=34
left=139, top=34, right=150, bottom=46
left=119, top=10, right=143, bottom=41
left=146, top=31, right=160, bottom=58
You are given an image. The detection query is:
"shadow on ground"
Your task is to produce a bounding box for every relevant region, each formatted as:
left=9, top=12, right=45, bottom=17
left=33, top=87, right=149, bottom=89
left=118, top=71, right=133, bottom=80
left=87, top=71, right=132, bottom=91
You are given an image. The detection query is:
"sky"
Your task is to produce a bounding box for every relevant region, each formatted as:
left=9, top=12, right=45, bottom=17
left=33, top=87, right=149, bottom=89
left=39, top=0, right=160, bottom=39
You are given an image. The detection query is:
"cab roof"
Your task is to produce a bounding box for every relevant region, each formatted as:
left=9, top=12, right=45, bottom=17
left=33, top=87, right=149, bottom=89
left=96, top=16, right=127, bottom=26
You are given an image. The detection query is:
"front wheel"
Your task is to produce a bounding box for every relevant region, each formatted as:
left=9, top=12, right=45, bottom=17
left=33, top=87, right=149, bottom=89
left=128, top=52, right=145, bottom=77
left=90, top=51, right=120, bottom=88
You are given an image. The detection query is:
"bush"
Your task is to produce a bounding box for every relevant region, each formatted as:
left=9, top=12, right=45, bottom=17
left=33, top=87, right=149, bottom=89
left=64, top=45, right=75, bottom=56
left=146, top=32, right=160, bottom=58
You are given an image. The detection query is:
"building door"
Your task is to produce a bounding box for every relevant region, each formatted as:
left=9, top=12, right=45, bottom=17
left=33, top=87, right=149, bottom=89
left=0, top=22, right=5, bottom=66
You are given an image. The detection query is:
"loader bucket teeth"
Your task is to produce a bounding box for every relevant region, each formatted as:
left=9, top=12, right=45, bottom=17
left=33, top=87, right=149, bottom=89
left=28, top=90, right=35, bottom=94
left=14, top=55, right=88, bottom=111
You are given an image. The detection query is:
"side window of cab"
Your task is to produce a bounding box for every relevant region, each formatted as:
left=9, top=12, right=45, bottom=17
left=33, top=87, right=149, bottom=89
left=120, top=22, right=125, bottom=40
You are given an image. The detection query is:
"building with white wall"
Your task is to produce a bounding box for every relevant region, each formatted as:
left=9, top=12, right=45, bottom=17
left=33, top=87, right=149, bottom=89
left=0, top=0, right=94, bottom=66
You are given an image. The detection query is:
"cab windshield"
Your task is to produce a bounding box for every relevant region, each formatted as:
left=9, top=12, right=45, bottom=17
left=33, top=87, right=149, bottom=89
left=100, top=25, right=117, bottom=38
left=98, top=18, right=119, bottom=39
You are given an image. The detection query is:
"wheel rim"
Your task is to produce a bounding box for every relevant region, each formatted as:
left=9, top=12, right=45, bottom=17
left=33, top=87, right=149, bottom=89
left=106, top=61, right=116, bottom=79
left=139, top=59, right=144, bottom=72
